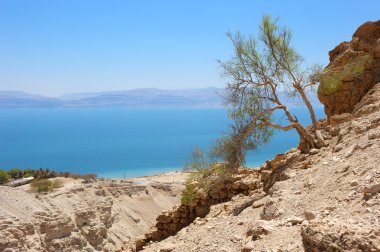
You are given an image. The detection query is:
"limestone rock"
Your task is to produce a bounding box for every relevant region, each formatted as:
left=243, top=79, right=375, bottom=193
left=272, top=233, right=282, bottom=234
left=309, top=148, right=319, bottom=155
left=329, top=113, right=353, bottom=127
left=303, top=210, right=316, bottom=221
left=362, top=183, right=380, bottom=194
left=318, top=20, right=380, bottom=118
left=301, top=219, right=380, bottom=251
left=245, top=220, right=273, bottom=240
left=195, top=205, right=209, bottom=218
left=285, top=216, right=306, bottom=225
left=260, top=201, right=282, bottom=221
left=368, top=131, right=380, bottom=140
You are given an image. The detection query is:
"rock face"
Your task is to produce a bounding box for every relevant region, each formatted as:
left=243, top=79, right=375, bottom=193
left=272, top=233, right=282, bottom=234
left=318, top=20, right=380, bottom=118
left=131, top=170, right=262, bottom=251
left=302, top=218, right=380, bottom=251
left=0, top=172, right=186, bottom=251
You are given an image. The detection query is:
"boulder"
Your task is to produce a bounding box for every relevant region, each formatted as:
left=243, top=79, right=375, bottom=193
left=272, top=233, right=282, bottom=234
left=245, top=220, right=273, bottom=240
left=303, top=210, right=316, bottom=221
left=318, top=20, right=380, bottom=118
left=195, top=205, right=209, bottom=218
left=285, top=216, right=306, bottom=225
left=156, top=213, right=172, bottom=223
left=260, top=201, right=282, bottom=220
left=362, top=183, right=380, bottom=194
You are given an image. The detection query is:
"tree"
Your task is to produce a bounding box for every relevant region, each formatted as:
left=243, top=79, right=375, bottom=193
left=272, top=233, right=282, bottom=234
left=218, top=16, right=325, bottom=171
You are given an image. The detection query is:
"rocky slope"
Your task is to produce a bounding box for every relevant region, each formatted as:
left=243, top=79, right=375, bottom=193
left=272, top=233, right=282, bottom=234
left=134, top=84, right=380, bottom=252
left=0, top=172, right=186, bottom=251
left=128, top=21, right=380, bottom=252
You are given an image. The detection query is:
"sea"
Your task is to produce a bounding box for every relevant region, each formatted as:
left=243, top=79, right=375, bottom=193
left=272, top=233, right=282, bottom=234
left=0, top=107, right=325, bottom=178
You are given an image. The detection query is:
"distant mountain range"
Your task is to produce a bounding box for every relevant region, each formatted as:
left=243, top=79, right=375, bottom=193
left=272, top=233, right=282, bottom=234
left=0, top=88, right=322, bottom=109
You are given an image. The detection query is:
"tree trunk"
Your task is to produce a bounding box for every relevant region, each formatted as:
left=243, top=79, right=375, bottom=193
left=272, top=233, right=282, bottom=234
left=296, top=86, right=318, bottom=132
left=294, top=123, right=323, bottom=153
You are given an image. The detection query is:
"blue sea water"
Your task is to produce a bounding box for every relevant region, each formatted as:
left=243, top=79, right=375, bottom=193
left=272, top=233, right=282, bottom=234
left=0, top=107, right=325, bottom=178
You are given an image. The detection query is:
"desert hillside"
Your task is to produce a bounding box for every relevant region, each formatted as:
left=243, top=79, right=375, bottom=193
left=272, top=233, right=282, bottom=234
left=136, top=83, right=380, bottom=251
left=0, top=172, right=186, bottom=251
left=125, top=20, right=380, bottom=252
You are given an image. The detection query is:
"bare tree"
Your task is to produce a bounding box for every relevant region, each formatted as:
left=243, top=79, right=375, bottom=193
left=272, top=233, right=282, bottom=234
left=218, top=16, right=324, bottom=171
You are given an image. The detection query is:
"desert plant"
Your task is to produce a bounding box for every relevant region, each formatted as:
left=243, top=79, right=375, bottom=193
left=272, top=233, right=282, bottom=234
left=8, top=168, right=22, bottom=179
left=83, top=173, right=97, bottom=183
left=181, top=147, right=235, bottom=205
left=23, top=173, right=33, bottom=178
left=51, top=179, right=63, bottom=189
left=0, top=170, right=10, bottom=184
left=215, top=15, right=327, bottom=173
left=30, top=179, right=53, bottom=192
left=181, top=184, right=197, bottom=205
left=68, top=173, right=81, bottom=179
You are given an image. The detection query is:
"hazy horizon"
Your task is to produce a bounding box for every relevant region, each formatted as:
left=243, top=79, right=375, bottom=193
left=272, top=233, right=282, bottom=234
left=1, top=0, right=379, bottom=96
left=0, top=86, right=222, bottom=98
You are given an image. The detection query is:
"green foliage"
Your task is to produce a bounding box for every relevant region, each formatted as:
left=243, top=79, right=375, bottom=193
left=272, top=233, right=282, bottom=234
left=215, top=14, right=322, bottom=164
left=181, top=185, right=197, bottom=205
left=0, top=170, right=10, bottom=184
left=3, top=168, right=99, bottom=181
left=30, top=179, right=53, bottom=192
left=319, top=53, right=373, bottom=95
left=184, top=148, right=214, bottom=188
left=184, top=148, right=210, bottom=172
left=30, top=178, right=63, bottom=192
left=22, top=169, right=36, bottom=178
left=181, top=147, right=235, bottom=205
left=23, top=173, right=34, bottom=178
left=8, top=168, right=22, bottom=179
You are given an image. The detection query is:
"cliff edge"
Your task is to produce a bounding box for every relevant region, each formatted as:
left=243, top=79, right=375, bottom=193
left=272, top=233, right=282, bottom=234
left=318, top=20, right=380, bottom=118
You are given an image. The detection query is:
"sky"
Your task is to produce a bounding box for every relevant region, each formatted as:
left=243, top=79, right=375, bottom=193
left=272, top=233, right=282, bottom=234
left=0, top=1, right=379, bottom=97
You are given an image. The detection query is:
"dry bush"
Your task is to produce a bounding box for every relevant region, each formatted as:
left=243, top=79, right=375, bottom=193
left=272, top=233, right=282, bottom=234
left=51, top=179, right=63, bottom=189
left=30, top=179, right=52, bottom=192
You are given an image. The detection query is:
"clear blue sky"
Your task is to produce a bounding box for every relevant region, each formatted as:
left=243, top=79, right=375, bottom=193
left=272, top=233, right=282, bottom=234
left=0, top=0, right=379, bottom=96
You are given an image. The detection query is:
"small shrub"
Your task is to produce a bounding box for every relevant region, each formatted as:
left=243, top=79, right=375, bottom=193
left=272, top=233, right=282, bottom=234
left=23, top=173, right=33, bottom=178
left=0, top=170, right=10, bottom=184
left=30, top=179, right=52, bottom=192
left=51, top=179, right=63, bottom=189
left=181, top=185, right=197, bottom=205
left=83, top=173, right=97, bottom=183
left=181, top=147, right=236, bottom=205
left=8, top=168, right=22, bottom=179
left=69, top=173, right=82, bottom=179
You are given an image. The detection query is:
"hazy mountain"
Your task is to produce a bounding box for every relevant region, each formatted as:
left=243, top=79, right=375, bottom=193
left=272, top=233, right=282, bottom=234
left=0, top=88, right=322, bottom=109
left=0, top=91, right=61, bottom=108
left=61, top=88, right=224, bottom=108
